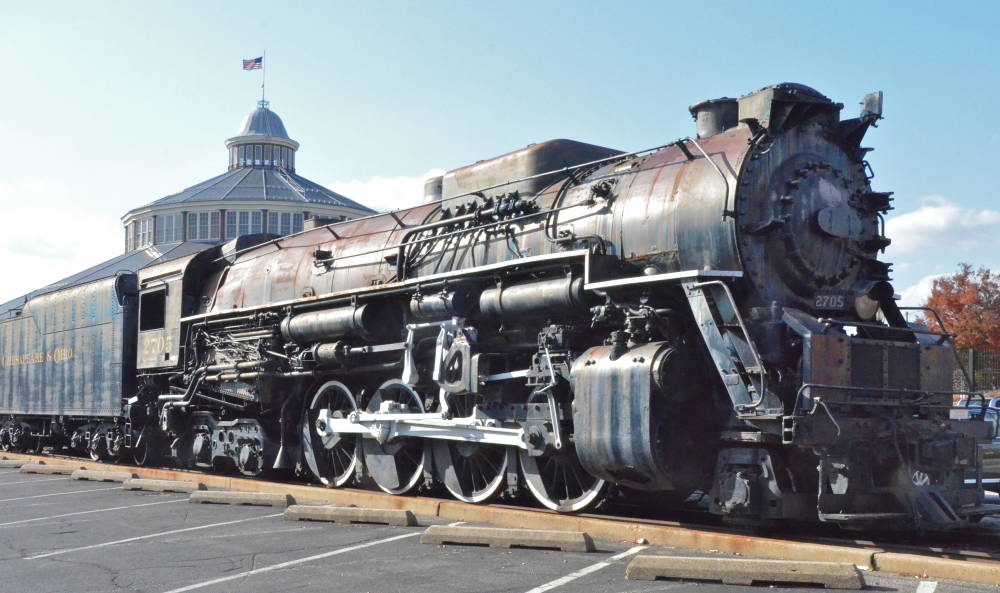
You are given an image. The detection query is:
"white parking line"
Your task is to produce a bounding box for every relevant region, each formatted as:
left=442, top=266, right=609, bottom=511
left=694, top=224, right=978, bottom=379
left=523, top=546, right=647, bottom=593
left=160, top=530, right=422, bottom=593
left=0, top=477, right=70, bottom=488
left=916, top=581, right=938, bottom=593
left=26, top=512, right=283, bottom=559
left=0, top=486, right=121, bottom=503
left=0, top=498, right=185, bottom=529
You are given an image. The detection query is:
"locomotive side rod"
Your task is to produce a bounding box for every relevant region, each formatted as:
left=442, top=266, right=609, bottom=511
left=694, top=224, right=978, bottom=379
left=315, top=409, right=531, bottom=450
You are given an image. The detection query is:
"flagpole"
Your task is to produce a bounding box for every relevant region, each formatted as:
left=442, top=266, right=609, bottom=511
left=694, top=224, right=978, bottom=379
left=261, top=50, right=266, bottom=104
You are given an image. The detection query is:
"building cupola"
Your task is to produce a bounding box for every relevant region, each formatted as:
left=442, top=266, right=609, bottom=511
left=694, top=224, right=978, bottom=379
left=225, top=100, right=300, bottom=172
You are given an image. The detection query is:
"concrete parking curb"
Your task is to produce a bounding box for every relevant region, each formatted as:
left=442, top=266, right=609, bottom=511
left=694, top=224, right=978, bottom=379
left=0, top=460, right=26, bottom=468
left=190, top=490, right=293, bottom=507
left=19, top=463, right=79, bottom=475
left=284, top=505, right=417, bottom=526
left=625, top=555, right=864, bottom=589
left=71, top=469, right=136, bottom=482
left=420, top=525, right=595, bottom=552
left=9, top=452, right=1000, bottom=588
left=873, top=552, right=1000, bottom=586
left=433, top=501, right=876, bottom=566
left=123, top=478, right=206, bottom=493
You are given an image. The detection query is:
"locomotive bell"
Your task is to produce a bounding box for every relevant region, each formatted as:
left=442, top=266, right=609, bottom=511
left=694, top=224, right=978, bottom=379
left=689, top=97, right=738, bottom=138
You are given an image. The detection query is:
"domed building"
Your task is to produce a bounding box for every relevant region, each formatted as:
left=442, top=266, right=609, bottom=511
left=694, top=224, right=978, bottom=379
left=1, top=100, right=374, bottom=318
left=121, top=100, right=374, bottom=251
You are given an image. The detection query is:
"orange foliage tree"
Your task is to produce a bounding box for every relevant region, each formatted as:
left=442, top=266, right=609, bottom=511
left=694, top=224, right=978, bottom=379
left=920, top=263, right=1000, bottom=349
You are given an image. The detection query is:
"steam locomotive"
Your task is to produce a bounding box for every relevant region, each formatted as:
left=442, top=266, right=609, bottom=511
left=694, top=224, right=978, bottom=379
left=1, top=83, right=994, bottom=528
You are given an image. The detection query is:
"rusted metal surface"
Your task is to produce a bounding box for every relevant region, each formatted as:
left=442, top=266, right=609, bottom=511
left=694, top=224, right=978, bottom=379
left=204, top=130, right=752, bottom=317
left=0, top=274, right=136, bottom=416
left=136, top=254, right=200, bottom=369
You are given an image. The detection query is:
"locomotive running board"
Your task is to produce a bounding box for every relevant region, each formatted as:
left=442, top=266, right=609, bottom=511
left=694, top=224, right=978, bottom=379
left=183, top=245, right=741, bottom=324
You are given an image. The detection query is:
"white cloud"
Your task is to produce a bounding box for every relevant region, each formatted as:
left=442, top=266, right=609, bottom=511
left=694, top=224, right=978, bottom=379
left=0, top=178, right=122, bottom=303
left=897, top=273, right=946, bottom=307
left=885, top=196, right=1000, bottom=255
left=327, top=168, right=445, bottom=213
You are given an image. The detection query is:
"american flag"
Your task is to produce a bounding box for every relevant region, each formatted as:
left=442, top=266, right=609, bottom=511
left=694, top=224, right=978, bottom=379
left=243, top=57, right=263, bottom=70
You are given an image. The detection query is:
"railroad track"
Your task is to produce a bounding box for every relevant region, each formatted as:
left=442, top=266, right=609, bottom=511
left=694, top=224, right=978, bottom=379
left=7, top=449, right=1000, bottom=570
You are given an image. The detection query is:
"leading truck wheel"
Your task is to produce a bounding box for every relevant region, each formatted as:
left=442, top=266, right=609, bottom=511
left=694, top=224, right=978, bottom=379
left=302, top=381, right=360, bottom=488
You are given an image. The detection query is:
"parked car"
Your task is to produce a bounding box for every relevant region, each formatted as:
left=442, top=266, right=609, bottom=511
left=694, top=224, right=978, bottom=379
left=957, top=405, right=1000, bottom=485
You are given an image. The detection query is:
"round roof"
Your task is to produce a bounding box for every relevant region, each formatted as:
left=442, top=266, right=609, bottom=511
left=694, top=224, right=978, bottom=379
left=235, top=101, right=291, bottom=140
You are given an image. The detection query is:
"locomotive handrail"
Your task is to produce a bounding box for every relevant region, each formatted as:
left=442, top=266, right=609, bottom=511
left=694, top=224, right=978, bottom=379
left=182, top=250, right=594, bottom=323
left=791, top=382, right=986, bottom=417
left=442, top=141, right=678, bottom=204
left=583, top=269, right=741, bottom=291
left=689, top=279, right=768, bottom=411
left=217, top=137, right=732, bottom=269
left=898, top=305, right=975, bottom=392
left=686, top=137, right=735, bottom=219
left=816, top=317, right=955, bottom=339
left=213, top=141, right=682, bottom=265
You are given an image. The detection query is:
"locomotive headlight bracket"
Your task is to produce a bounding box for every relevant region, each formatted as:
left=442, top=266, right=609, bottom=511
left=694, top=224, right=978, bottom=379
left=854, top=292, right=880, bottom=321
left=851, top=280, right=891, bottom=321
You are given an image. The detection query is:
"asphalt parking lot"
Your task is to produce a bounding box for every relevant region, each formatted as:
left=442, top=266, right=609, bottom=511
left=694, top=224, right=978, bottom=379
left=0, top=466, right=990, bottom=593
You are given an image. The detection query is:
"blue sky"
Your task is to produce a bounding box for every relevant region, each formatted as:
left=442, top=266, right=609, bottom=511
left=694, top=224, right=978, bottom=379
left=1, top=1, right=998, bottom=303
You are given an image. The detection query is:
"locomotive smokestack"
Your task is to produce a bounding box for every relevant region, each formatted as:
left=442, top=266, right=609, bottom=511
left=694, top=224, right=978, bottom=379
left=689, top=97, right=738, bottom=138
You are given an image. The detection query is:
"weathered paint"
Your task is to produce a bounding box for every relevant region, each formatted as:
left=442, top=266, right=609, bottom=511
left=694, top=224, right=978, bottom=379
left=0, top=274, right=136, bottom=416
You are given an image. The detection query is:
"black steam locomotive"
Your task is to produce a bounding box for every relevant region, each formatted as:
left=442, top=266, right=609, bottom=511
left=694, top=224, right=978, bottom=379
left=1, top=83, right=993, bottom=528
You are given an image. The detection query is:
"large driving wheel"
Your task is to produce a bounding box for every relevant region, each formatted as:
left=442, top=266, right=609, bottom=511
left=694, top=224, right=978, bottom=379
left=302, top=381, right=360, bottom=487
left=432, top=392, right=508, bottom=503
left=519, top=445, right=606, bottom=512
left=361, top=380, right=426, bottom=495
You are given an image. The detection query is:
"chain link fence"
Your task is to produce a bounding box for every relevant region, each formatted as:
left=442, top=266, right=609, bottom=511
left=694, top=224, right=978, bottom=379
left=954, top=349, right=1000, bottom=397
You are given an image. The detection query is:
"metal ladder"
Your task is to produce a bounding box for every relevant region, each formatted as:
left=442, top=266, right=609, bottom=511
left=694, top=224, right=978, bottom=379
left=682, top=279, right=781, bottom=416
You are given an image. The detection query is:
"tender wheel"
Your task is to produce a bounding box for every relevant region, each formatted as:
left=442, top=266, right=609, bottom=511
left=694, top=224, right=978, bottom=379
left=4, top=423, right=27, bottom=453
left=433, top=441, right=508, bottom=503
left=361, top=380, right=426, bottom=495
left=302, top=381, right=360, bottom=487
left=88, top=431, right=107, bottom=461
left=519, top=445, right=606, bottom=512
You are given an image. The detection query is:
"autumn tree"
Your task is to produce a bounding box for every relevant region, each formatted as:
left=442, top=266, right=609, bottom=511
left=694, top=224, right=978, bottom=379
left=920, top=263, right=1000, bottom=349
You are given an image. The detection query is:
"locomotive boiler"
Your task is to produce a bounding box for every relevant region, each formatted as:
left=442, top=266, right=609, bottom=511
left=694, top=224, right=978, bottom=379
left=2, top=83, right=994, bottom=528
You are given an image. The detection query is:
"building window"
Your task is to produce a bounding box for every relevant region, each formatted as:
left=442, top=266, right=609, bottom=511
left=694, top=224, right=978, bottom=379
left=239, top=145, right=248, bottom=166
left=254, top=145, right=262, bottom=165
left=125, top=222, right=134, bottom=251
left=187, top=211, right=220, bottom=241
left=267, top=211, right=305, bottom=236
left=263, top=145, right=272, bottom=166
left=132, top=217, right=153, bottom=249
left=225, top=210, right=263, bottom=239
left=155, top=213, right=183, bottom=244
